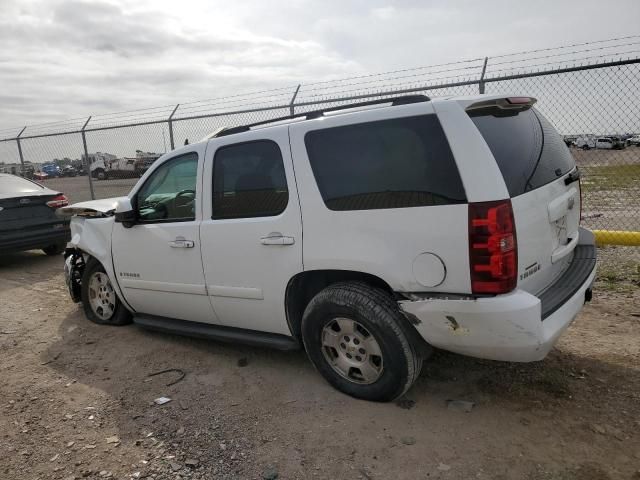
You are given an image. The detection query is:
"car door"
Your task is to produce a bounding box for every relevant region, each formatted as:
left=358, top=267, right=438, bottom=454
left=112, top=145, right=218, bottom=324
left=200, top=129, right=303, bottom=336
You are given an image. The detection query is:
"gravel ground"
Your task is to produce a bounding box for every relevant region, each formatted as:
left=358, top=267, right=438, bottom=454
left=0, top=251, right=639, bottom=480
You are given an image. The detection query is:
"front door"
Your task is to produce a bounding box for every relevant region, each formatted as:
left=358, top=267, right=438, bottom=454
left=200, top=129, right=303, bottom=336
left=112, top=146, right=218, bottom=324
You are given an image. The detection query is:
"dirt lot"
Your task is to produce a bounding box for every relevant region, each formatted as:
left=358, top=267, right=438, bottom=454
left=1, top=253, right=639, bottom=480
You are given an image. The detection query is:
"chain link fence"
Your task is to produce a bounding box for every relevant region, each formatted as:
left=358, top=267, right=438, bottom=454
left=1, top=41, right=639, bottom=246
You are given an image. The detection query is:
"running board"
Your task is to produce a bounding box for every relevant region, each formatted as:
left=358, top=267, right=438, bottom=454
left=133, top=315, right=301, bottom=351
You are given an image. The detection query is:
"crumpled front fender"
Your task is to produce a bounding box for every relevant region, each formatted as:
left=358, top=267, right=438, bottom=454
left=68, top=216, right=134, bottom=312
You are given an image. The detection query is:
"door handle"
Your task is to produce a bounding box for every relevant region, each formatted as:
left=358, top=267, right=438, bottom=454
left=169, top=237, right=195, bottom=248
left=260, top=233, right=295, bottom=246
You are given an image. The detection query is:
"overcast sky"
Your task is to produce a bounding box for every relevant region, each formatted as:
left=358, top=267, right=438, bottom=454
left=1, top=0, right=639, bottom=132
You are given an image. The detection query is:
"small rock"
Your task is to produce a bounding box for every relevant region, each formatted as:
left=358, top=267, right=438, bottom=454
left=50, top=454, right=60, bottom=462
left=176, top=427, right=185, bottom=436
left=237, top=357, right=249, bottom=367
left=169, top=462, right=181, bottom=472
left=437, top=463, right=451, bottom=471
left=179, top=401, right=189, bottom=410
left=447, top=400, right=475, bottom=413
left=591, top=424, right=606, bottom=435
left=400, top=436, right=416, bottom=446
left=185, top=459, right=199, bottom=469
left=263, top=466, right=279, bottom=480
left=106, top=436, right=120, bottom=444
left=66, top=441, right=75, bottom=448
left=154, top=397, right=171, bottom=405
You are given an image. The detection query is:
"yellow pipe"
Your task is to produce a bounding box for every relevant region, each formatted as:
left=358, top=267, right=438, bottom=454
left=592, top=230, right=640, bottom=246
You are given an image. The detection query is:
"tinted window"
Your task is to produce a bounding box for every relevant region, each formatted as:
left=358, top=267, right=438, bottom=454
left=304, top=115, right=466, bottom=211
left=137, top=153, right=198, bottom=222
left=0, top=175, right=43, bottom=194
left=212, top=140, right=288, bottom=219
left=470, top=108, right=575, bottom=197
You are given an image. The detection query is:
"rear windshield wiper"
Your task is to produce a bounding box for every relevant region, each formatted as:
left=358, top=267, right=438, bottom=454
left=564, top=169, right=581, bottom=186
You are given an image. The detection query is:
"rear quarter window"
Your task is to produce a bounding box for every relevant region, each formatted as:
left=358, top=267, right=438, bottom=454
left=304, top=115, right=467, bottom=211
left=469, top=108, right=575, bottom=197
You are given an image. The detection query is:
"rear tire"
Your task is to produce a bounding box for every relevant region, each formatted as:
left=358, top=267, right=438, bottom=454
left=42, top=243, right=65, bottom=256
left=81, top=258, right=132, bottom=326
left=301, top=282, right=423, bottom=402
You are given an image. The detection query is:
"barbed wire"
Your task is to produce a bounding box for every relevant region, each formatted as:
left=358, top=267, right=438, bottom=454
left=2, top=36, right=640, bottom=138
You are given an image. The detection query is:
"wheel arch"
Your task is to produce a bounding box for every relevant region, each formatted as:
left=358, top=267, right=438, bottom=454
left=285, top=269, right=397, bottom=341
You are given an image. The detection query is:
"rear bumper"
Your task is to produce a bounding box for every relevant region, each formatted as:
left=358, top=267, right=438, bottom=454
left=399, top=229, right=597, bottom=362
left=0, top=225, right=70, bottom=254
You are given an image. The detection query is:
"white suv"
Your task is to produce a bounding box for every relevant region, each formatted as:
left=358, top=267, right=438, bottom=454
left=62, top=94, right=596, bottom=402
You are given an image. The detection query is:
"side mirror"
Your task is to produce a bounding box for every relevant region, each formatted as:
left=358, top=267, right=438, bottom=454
left=114, top=198, right=136, bottom=228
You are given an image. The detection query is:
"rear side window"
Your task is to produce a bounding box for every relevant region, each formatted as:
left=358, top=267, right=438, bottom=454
left=212, top=140, right=289, bottom=219
left=0, top=175, right=43, bottom=194
left=470, top=108, right=574, bottom=197
left=304, top=115, right=466, bottom=211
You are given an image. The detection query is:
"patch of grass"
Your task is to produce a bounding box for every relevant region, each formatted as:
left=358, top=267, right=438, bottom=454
left=581, top=163, right=640, bottom=193
left=594, top=245, right=640, bottom=292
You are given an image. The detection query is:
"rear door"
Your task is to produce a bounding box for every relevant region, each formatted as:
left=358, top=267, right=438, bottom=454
left=468, top=106, right=580, bottom=294
left=199, top=129, right=303, bottom=336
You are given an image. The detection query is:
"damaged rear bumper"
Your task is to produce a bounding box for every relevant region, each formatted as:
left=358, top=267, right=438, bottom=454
left=399, top=230, right=597, bottom=363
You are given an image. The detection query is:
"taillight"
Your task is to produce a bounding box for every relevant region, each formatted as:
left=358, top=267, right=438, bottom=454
left=46, top=194, right=68, bottom=209
left=469, top=200, right=517, bottom=294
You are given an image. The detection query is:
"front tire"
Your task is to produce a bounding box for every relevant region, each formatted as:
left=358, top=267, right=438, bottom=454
left=81, top=258, right=131, bottom=326
left=301, top=282, right=424, bottom=402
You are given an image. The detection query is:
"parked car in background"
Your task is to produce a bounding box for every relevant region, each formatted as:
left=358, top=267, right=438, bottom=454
left=41, top=163, right=62, bottom=177
left=61, top=95, right=596, bottom=402
left=61, top=165, right=78, bottom=177
left=606, top=136, right=626, bottom=150
left=33, top=171, right=48, bottom=181
left=574, top=136, right=596, bottom=150
left=626, top=135, right=640, bottom=147
left=0, top=174, right=70, bottom=255
left=596, top=137, right=617, bottom=149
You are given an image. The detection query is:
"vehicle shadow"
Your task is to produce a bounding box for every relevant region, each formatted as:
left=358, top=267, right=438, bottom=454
left=0, top=250, right=63, bottom=289
left=43, top=307, right=640, bottom=479
left=46, top=306, right=639, bottom=415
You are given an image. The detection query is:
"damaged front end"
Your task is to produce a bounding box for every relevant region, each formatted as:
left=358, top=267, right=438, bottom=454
left=58, top=197, right=127, bottom=303
left=64, top=247, right=85, bottom=303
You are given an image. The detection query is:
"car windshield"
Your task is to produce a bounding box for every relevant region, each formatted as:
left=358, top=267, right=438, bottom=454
left=0, top=175, right=44, bottom=194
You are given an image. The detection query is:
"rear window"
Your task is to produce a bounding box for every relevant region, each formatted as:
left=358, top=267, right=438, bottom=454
left=0, top=175, right=43, bottom=194
left=304, top=115, right=467, bottom=211
left=470, top=108, right=574, bottom=197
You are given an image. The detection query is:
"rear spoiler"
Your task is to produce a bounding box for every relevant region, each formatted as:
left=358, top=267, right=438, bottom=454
left=466, top=97, right=537, bottom=115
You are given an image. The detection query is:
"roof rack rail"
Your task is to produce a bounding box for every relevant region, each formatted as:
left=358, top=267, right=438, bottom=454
left=215, top=94, right=430, bottom=138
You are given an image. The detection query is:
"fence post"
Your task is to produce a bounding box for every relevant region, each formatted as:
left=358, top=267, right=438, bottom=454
left=16, top=127, right=26, bottom=176
left=479, top=57, right=489, bottom=94
left=168, top=104, right=180, bottom=151
left=81, top=116, right=96, bottom=200
left=289, top=84, right=301, bottom=116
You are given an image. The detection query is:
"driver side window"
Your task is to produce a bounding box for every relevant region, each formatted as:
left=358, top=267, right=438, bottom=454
left=136, top=153, right=198, bottom=222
